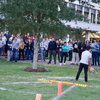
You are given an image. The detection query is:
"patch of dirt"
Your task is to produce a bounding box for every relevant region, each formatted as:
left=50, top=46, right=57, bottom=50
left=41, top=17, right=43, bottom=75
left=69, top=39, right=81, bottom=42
left=23, top=67, right=49, bottom=72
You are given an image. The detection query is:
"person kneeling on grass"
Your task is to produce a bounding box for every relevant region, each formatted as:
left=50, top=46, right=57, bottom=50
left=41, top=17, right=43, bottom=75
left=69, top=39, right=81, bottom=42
left=75, top=46, right=91, bottom=83
left=60, top=42, right=68, bottom=65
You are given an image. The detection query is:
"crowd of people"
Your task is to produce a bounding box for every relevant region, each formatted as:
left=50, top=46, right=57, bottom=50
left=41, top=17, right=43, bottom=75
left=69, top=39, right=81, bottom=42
left=0, top=31, right=100, bottom=66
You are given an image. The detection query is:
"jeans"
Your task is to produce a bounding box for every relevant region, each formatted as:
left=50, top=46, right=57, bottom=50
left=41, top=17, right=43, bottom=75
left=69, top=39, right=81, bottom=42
left=76, top=63, right=88, bottom=82
left=26, top=49, right=33, bottom=60
left=97, top=51, right=100, bottom=65
left=0, top=48, right=2, bottom=56
left=92, top=51, right=97, bottom=66
left=41, top=50, right=45, bottom=62
left=48, top=50, right=56, bottom=64
left=10, top=48, right=18, bottom=62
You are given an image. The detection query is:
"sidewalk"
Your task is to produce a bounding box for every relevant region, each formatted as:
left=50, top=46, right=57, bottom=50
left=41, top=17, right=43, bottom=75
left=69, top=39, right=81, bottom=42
left=0, top=56, right=99, bottom=68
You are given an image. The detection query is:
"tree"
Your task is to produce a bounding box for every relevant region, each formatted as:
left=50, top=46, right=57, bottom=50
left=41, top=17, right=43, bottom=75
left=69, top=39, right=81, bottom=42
left=1, top=0, right=85, bottom=69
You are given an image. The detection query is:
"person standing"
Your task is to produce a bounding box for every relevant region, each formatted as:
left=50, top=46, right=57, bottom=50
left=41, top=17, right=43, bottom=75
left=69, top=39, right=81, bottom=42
left=97, top=40, right=100, bottom=66
left=75, top=46, right=92, bottom=83
left=71, top=40, right=79, bottom=65
left=91, top=39, right=98, bottom=66
left=40, top=38, right=46, bottom=62
left=60, top=42, right=68, bottom=65
left=0, top=37, right=3, bottom=56
left=1, top=33, right=7, bottom=55
left=48, top=38, right=57, bottom=64
left=45, top=38, right=49, bottom=58
left=78, top=41, right=86, bottom=60
left=68, top=42, right=73, bottom=61
left=18, top=39, right=25, bottom=60
left=7, top=37, right=13, bottom=61
left=5, top=31, right=11, bottom=53
left=10, top=37, right=20, bottom=62
left=26, top=39, right=33, bottom=62
left=56, top=39, right=60, bottom=62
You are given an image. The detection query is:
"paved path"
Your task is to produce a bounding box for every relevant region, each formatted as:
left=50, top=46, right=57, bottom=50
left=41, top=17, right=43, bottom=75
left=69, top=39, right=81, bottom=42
left=0, top=56, right=99, bottom=68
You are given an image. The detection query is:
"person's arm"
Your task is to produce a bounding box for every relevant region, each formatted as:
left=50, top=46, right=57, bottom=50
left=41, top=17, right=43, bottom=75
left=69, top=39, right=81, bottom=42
left=88, top=58, right=91, bottom=67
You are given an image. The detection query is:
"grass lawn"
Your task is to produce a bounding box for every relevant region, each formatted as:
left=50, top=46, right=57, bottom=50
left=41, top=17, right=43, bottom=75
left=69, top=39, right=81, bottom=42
left=0, top=58, right=100, bottom=100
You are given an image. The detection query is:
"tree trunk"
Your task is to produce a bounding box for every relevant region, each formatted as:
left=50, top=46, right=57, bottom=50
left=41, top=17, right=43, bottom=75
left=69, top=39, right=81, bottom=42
left=32, top=34, right=39, bottom=69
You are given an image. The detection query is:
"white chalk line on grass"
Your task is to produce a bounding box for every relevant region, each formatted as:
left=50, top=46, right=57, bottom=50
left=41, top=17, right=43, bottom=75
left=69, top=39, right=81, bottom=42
left=0, top=87, right=56, bottom=96
left=1, top=81, right=51, bottom=85
left=51, top=85, right=75, bottom=100
left=46, top=76, right=100, bottom=81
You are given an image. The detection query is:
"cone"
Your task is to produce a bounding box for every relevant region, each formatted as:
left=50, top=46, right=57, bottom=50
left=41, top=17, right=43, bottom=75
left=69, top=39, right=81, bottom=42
left=35, top=94, right=42, bottom=100
left=58, top=82, right=62, bottom=95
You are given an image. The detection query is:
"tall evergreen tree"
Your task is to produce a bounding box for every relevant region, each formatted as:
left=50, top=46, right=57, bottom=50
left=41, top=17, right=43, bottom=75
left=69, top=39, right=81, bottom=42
left=1, top=0, right=85, bottom=69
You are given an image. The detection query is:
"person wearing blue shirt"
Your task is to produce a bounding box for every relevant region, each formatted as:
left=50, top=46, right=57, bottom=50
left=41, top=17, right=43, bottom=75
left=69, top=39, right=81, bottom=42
left=97, top=40, right=100, bottom=66
left=60, top=42, right=68, bottom=65
left=7, top=38, right=13, bottom=61
left=91, top=39, right=99, bottom=66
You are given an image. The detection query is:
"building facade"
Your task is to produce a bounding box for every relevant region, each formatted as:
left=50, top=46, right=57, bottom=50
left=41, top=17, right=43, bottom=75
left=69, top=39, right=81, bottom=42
left=64, top=0, right=100, bottom=41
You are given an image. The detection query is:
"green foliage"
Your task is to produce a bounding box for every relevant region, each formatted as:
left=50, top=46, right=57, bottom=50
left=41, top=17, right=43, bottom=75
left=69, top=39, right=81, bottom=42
left=70, top=28, right=84, bottom=40
left=0, top=0, right=85, bottom=37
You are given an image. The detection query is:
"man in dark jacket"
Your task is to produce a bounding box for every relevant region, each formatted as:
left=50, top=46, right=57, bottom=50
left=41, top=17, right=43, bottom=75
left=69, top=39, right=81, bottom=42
left=48, top=38, right=57, bottom=64
left=71, top=40, right=79, bottom=65
left=78, top=41, right=86, bottom=60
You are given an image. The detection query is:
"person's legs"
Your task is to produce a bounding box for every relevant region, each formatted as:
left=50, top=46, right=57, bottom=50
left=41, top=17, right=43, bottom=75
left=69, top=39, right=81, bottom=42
left=98, top=53, right=100, bottom=66
left=0, top=48, right=2, bottom=56
left=48, top=51, right=52, bottom=63
left=7, top=50, right=10, bottom=61
left=26, top=49, right=29, bottom=60
left=94, top=52, right=97, bottom=66
left=15, top=49, right=18, bottom=62
left=64, top=52, right=67, bottom=63
left=41, top=50, right=44, bottom=62
left=10, top=49, right=14, bottom=61
left=59, top=51, right=62, bottom=62
left=79, top=51, right=81, bottom=60
left=76, top=53, right=79, bottom=64
left=61, top=52, right=64, bottom=63
left=22, top=49, right=24, bottom=60
left=30, top=50, right=33, bottom=61
left=19, top=49, right=21, bottom=60
left=43, top=50, right=45, bottom=61
left=71, top=52, right=75, bottom=64
left=83, top=64, right=88, bottom=82
left=53, top=50, right=56, bottom=64
left=76, top=63, right=84, bottom=80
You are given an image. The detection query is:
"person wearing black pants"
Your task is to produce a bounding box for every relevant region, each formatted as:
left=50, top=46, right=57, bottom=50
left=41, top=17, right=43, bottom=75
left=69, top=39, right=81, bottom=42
left=60, top=42, right=68, bottom=65
left=76, top=63, right=88, bottom=82
left=75, top=46, right=91, bottom=82
left=48, top=38, right=57, bottom=64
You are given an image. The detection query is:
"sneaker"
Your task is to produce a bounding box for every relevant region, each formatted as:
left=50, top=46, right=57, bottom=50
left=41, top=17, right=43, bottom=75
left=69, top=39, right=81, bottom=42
left=63, top=63, right=66, bottom=65
left=48, top=62, right=51, bottom=64
left=60, top=63, right=62, bottom=66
